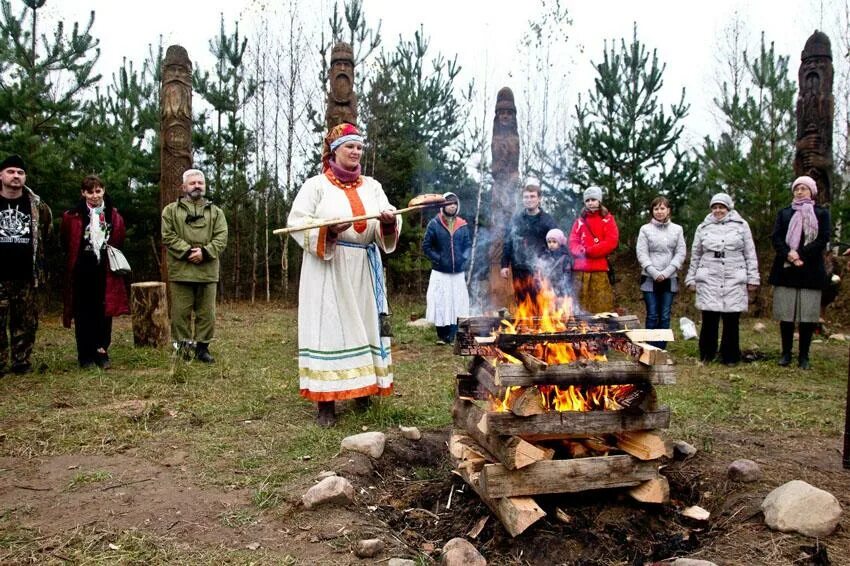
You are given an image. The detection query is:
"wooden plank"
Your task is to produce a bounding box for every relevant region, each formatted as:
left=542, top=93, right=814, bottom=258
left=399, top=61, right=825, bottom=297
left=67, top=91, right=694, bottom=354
left=494, top=360, right=676, bottom=387
left=629, top=476, right=670, bottom=504
left=484, top=406, right=671, bottom=436
left=614, top=430, right=671, bottom=461
left=453, top=400, right=555, bottom=469
left=479, top=454, right=660, bottom=498
left=624, top=329, right=674, bottom=343
left=453, top=466, right=546, bottom=537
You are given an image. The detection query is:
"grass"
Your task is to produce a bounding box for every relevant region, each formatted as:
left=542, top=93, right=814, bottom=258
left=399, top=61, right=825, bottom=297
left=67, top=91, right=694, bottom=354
left=1, top=297, right=849, bottom=562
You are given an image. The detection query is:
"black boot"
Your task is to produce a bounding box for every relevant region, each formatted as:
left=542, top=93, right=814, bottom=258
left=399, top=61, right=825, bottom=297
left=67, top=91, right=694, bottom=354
left=354, top=396, right=371, bottom=412
left=195, top=342, right=215, bottom=363
left=779, top=321, right=794, bottom=366
left=317, top=401, right=337, bottom=427
left=798, top=322, right=815, bottom=370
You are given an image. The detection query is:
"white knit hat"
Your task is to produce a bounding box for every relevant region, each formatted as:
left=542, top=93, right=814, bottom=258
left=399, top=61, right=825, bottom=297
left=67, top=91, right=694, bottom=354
left=583, top=186, right=603, bottom=202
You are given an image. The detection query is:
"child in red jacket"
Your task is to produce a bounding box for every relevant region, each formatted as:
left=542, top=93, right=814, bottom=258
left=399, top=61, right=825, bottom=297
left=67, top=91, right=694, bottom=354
left=569, top=187, right=619, bottom=314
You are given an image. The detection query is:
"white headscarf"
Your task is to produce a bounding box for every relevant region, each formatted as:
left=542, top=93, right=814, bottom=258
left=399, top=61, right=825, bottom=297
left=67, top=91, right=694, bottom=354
left=88, top=205, right=106, bottom=261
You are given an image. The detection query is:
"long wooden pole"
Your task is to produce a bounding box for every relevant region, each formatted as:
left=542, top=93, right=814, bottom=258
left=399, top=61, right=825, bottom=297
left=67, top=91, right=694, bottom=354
left=844, top=341, right=850, bottom=468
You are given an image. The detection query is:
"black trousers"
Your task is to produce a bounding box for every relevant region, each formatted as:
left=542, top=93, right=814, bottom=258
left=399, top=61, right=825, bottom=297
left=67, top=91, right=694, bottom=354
left=699, top=311, right=740, bottom=364
left=73, top=257, right=112, bottom=364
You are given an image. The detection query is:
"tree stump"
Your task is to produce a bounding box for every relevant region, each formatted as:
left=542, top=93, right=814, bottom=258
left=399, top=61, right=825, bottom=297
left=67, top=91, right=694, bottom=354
left=131, top=282, right=170, bottom=347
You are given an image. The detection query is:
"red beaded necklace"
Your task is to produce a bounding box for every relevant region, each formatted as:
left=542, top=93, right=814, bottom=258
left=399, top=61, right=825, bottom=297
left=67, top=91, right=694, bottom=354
left=324, top=169, right=363, bottom=191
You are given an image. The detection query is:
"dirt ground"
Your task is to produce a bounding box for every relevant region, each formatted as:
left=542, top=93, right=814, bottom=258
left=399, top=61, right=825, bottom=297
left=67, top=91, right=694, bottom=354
left=2, top=425, right=848, bottom=565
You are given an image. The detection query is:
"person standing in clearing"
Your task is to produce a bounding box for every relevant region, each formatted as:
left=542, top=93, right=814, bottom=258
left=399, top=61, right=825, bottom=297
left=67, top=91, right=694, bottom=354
left=161, top=169, right=228, bottom=363
left=537, top=228, right=572, bottom=299
left=569, top=187, right=619, bottom=314
left=769, top=176, right=830, bottom=369
left=500, top=177, right=557, bottom=304
left=287, top=123, right=401, bottom=427
left=0, top=154, right=52, bottom=375
left=61, top=175, right=129, bottom=369
left=422, top=192, right=471, bottom=345
left=635, top=196, right=686, bottom=349
left=685, top=193, right=759, bottom=365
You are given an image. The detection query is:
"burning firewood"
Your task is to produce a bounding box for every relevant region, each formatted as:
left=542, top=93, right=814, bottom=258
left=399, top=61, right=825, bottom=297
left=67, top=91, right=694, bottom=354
left=509, top=386, right=547, bottom=417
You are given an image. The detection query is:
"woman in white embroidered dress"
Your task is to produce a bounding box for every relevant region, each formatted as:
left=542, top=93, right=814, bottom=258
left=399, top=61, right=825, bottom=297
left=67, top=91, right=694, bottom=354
left=287, top=123, right=401, bottom=427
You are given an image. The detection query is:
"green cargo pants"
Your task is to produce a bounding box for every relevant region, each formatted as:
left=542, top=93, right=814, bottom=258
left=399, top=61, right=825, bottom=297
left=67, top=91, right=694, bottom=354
left=170, top=281, right=217, bottom=343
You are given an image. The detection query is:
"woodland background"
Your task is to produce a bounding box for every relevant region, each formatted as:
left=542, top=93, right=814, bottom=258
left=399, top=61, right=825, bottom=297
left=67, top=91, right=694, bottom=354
left=2, top=0, right=850, bottom=313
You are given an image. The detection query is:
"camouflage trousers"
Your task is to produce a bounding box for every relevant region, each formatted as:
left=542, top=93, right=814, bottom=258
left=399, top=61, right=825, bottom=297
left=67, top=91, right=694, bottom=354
left=0, top=280, right=38, bottom=369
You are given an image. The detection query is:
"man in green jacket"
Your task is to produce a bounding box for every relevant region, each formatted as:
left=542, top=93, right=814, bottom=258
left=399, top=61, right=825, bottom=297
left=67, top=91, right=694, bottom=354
left=161, top=169, right=228, bottom=363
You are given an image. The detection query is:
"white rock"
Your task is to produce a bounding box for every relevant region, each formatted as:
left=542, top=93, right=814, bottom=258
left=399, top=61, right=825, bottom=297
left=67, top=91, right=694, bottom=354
left=672, top=440, right=697, bottom=460
left=670, top=560, right=718, bottom=566
left=354, top=538, right=384, bottom=558
left=829, top=333, right=846, bottom=341
left=753, top=322, right=767, bottom=332
left=761, top=480, right=842, bottom=537
left=727, top=459, right=762, bottom=482
left=302, top=476, right=355, bottom=509
left=399, top=425, right=422, bottom=440
left=388, top=560, right=417, bottom=566
left=441, top=537, right=486, bottom=566
left=341, top=431, right=386, bottom=458
left=407, top=318, right=434, bottom=327
left=681, top=505, right=710, bottom=522
left=316, top=470, right=337, bottom=480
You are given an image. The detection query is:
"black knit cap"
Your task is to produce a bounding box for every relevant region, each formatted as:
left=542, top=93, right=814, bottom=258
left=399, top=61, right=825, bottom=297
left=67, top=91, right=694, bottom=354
left=0, top=154, right=25, bottom=172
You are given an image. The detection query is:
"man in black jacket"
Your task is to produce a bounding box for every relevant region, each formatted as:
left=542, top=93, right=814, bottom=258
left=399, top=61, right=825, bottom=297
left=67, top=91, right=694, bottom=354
left=500, top=178, right=557, bottom=303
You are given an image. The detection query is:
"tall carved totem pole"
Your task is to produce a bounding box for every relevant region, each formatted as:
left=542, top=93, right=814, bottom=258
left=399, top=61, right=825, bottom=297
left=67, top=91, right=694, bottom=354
left=325, top=42, right=358, bottom=129
left=484, top=87, right=521, bottom=311
left=160, top=45, right=193, bottom=281
left=795, top=30, right=834, bottom=204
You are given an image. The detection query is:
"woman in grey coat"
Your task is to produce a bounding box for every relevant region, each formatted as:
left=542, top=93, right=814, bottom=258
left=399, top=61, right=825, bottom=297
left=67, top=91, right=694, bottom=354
left=685, top=193, right=760, bottom=365
left=636, top=196, right=686, bottom=349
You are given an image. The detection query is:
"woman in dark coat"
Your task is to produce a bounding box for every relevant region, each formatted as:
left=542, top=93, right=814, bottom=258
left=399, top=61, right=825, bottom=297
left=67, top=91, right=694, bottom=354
left=422, top=192, right=471, bottom=344
left=61, top=175, right=129, bottom=368
left=769, top=175, right=830, bottom=369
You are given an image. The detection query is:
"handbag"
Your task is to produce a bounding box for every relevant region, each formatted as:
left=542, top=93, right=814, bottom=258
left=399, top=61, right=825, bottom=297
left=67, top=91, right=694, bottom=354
left=105, top=245, right=131, bottom=274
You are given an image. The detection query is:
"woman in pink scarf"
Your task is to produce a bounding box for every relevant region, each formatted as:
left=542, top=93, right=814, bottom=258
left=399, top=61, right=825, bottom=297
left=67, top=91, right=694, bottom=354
left=768, top=175, right=831, bottom=369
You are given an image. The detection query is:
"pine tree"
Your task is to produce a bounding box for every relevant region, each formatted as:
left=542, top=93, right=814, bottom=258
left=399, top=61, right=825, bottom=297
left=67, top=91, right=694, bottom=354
left=0, top=0, right=100, bottom=203
left=562, top=24, right=698, bottom=246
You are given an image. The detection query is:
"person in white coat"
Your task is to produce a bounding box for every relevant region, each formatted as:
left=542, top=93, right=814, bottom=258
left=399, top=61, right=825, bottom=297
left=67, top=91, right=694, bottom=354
left=636, top=196, right=686, bottom=349
left=685, top=193, right=759, bottom=365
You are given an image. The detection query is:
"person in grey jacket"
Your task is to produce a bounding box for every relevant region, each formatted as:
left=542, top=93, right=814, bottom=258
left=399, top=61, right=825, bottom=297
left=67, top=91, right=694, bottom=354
left=685, top=193, right=759, bottom=365
left=636, top=196, right=686, bottom=349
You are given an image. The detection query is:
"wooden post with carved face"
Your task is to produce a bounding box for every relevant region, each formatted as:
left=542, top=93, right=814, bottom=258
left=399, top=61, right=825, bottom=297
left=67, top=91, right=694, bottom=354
left=477, top=87, right=520, bottom=312
left=159, top=45, right=193, bottom=282
left=325, top=42, right=358, bottom=129
left=795, top=31, right=834, bottom=204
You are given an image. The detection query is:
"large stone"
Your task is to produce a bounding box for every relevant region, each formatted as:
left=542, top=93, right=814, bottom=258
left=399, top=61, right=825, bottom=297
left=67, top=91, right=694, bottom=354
left=441, top=537, right=486, bottom=566
left=727, top=459, right=762, bottom=482
left=672, top=440, right=697, bottom=460
left=407, top=318, right=433, bottom=328
left=302, top=476, right=355, bottom=509
left=761, top=480, right=842, bottom=537
left=399, top=426, right=422, bottom=440
left=341, top=431, right=386, bottom=458
left=354, top=538, right=384, bottom=558
left=388, top=560, right=416, bottom=566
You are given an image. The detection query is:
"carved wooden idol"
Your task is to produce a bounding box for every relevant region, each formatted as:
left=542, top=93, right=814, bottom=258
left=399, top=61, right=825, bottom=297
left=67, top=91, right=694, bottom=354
left=795, top=30, right=834, bottom=203
left=160, top=45, right=193, bottom=283
left=325, top=42, right=358, bottom=129
left=482, top=87, right=521, bottom=311
left=160, top=45, right=193, bottom=208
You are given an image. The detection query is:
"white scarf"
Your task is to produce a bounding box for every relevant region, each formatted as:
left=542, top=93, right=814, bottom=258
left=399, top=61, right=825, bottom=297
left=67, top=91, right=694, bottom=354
left=89, top=205, right=106, bottom=262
